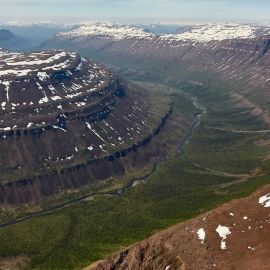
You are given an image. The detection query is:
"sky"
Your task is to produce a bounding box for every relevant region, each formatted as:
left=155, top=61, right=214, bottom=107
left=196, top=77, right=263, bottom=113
left=0, top=0, right=269, bottom=25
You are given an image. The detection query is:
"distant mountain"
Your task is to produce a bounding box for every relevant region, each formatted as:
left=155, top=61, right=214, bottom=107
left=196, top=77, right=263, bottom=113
left=42, top=23, right=270, bottom=89
left=133, top=24, right=181, bottom=35
left=173, top=23, right=270, bottom=41
left=0, top=29, right=27, bottom=51
left=55, top=23, right=152, bottom=40
left=0, top=23, right=70, bottom=52
left=47, top=23, right=270, bottom=43
left=0, top=29, right=16, bottom=41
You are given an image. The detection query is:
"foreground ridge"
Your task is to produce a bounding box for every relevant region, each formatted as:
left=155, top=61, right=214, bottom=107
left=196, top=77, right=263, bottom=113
left=88, top=184, right=270, bottom=270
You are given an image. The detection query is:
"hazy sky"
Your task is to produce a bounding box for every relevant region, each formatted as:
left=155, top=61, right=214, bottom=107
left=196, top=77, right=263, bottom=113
left=0, top=0, right=269, bottom=24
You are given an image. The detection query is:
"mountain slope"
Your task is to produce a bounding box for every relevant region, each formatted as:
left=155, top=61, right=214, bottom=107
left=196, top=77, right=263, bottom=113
left=42, top=23, right=270, bottom=90
left=0, top=49, right=170, bottom=204
left=0, top=23, right=71, bottom=51
left=0, top=29, right=27, bottom=51
left=0, top=29, right=16, bottom=41
left=88, top=184, right=270, bottom=270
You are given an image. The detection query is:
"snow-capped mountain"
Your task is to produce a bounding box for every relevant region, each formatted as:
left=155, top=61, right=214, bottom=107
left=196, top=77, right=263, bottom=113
left=43, top=22, right=270, bottom=92
left=57, top=23, right=153, bottom=40
left=168, top=23, right=270, bottom=42
left=56, top=23, right=270, bottom=43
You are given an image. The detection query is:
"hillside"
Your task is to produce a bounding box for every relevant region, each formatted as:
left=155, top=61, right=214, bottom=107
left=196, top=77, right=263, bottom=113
left=0, top=29, right=16, bottom=41
left=42, top=23, right=270, bottom=95
left=88, top=184, right=270, bottom=270
left=0, top=49, right=170, bottom=204
left=0, top=29, right=27, bottom=51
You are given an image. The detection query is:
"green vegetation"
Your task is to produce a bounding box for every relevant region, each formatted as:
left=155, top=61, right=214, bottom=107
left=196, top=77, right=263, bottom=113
left=1, top=55, right=270, bottom=269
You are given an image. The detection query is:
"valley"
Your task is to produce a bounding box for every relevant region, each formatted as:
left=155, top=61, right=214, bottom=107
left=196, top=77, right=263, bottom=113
left=0, top=22, right=270, bottom=269
left=1, top=64, right=270, bottom=269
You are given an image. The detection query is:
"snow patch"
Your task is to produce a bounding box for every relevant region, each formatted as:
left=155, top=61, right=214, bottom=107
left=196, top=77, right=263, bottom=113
left=216, top=225, right=231, bottom=250
left=197, top=228, right=206, bottom=244
left=37, top=72, right=49, bottom=81
left=259, top=193, right=270, bottom=208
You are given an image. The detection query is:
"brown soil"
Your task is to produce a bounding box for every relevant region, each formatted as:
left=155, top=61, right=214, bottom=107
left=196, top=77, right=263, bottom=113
left=0, top=256, right=29, bottom=270
left=86, top=184, right=270, bottom=270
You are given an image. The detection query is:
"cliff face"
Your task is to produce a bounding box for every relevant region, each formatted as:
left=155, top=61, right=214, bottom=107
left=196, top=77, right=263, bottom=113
left=88, top=185, right=270, bottom=270
left=0, top=50, right=169, bottom=204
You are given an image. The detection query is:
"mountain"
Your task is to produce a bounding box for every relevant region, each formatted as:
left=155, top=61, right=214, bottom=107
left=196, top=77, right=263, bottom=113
left=55, top=23, right=153, bottom=40
left=42, top=23, right=270, bottom=97
left=88, top=184, right=270, bottom=270
left=45, top=23, right=270, bottom=43
left=0, top=29, right=16, bottom=41
left=0, top=23, right=70, bottom=51
left=0, top=49, right=169, bottom=204
left=1, top=21, right=270, bottom=269
left=134, top=24, right=181, bottom=35
left=173, top=23, right=270, bottom=40
left=0, top=29, right=27, bottom=51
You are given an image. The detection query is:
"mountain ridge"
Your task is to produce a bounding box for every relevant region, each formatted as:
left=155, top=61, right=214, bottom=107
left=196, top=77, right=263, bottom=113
left=55, top=23, right=270, bottom=43
left=87, top=184, right=270, bottom=270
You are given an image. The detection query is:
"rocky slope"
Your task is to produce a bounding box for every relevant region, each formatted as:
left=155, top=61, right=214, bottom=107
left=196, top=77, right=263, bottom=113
left=0, top=29, right=16, bottom=41
left=87, top=184, right=270, bottom=270
left=43, top=23, right=270, bottom=90
left=0, top=49, right=169, bottom=204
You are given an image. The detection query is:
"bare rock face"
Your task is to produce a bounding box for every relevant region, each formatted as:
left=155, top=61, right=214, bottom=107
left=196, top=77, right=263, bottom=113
left=0, top=49, right=166, bottom=204
left=88, top=185, right=270, bottom=270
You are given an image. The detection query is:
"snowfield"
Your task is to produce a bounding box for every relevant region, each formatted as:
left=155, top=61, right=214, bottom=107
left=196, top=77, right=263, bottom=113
left=259, top=193, right=270, bottom=208
left=57, top=23, right=270, bottom=43
left=58, top=23, right=153, bottom=40
left=167, top=24, right=258, bottom=42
